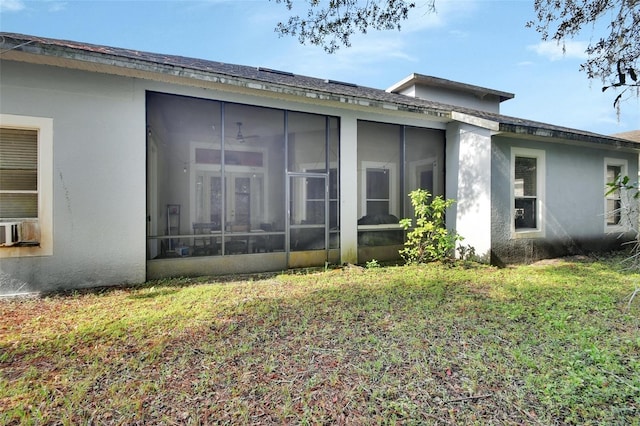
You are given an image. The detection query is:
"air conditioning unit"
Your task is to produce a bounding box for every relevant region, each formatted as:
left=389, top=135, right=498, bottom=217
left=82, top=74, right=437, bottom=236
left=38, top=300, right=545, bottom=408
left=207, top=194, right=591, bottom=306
left=0, top=222, right=21, bottom=246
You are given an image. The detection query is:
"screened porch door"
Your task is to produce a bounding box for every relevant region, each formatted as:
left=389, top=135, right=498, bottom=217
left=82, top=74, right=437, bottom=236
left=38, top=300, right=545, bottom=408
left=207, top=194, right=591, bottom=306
left=288, top=174, right=329, bottom=266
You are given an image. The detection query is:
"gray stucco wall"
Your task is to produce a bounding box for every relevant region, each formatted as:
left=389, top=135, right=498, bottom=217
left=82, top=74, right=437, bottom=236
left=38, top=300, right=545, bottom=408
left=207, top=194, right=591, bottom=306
left=4, top=58, right=633, bottom=292
left=0, top=61, right=146, bottom=294
left=491, top=135, right=638, bottom=265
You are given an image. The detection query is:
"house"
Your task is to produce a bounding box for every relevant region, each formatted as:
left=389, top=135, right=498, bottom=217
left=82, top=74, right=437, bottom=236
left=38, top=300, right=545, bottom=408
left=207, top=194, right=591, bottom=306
left=1, top=32, right=638, bottom=295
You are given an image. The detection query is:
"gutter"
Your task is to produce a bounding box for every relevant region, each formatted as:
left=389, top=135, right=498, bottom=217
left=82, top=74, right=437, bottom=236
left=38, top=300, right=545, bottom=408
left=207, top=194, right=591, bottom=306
left=499, top=123, right=640, bottom=151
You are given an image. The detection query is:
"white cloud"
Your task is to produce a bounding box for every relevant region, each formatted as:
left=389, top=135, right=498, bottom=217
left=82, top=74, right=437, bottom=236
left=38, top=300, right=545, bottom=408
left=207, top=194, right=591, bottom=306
left=267, top=0, right=476, bottom=78
left=402, top=0, right=477, bottom=33
left=527, top=40, right=589, bottom=61
left=448, top=29, right=468, bottom=38
left=275, top=32, right=415, bottom=81
left=256, top=0, right=480, bottom=87
left=47, top=1, right=67, bottom=12
left=262, top=5, right=431, bottom=81
left=0, top=0, right=65, bottom=13
left=502, top=68, right=640, bottom=135
left=0, top=0, right=25, bottom=12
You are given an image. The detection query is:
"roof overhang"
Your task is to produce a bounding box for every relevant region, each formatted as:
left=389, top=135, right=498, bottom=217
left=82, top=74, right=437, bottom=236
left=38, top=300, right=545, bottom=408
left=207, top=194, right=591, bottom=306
left=497, top=122, right=640, bottom=152
left=451, top=111, right=500, bottom=131
left=387, top=73, right=515, bottom=103
left=0, top=33, right=452, bottom=122
left=1, top=33, right=636, bottom=153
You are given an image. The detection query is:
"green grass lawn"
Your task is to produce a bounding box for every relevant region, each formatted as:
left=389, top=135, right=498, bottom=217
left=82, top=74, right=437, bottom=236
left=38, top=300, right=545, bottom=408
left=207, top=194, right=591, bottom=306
left=1, top=255, right=639, bottom=425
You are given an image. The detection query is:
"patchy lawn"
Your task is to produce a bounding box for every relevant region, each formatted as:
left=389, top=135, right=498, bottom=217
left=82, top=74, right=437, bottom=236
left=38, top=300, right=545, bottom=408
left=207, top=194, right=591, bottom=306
left=1, top=256, right=639, bottom=425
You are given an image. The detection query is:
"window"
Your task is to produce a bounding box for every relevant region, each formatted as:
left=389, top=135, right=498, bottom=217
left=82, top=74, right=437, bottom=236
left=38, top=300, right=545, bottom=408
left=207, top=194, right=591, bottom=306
left=361, top=162, right=397, bottom=217
left=511, top=148, right=545, bottom=238
left=0, top=114, right=53, bottom=256
left=0, top=128, right=37, bottom=218
left=366, top=169, right=390, bottom=215
left=604, top=158, right=628, bottom=230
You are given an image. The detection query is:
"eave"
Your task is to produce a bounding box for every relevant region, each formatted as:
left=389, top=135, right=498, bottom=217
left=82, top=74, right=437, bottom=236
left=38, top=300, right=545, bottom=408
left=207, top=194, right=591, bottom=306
left=498, top=122, right=640, bottom=152
left=387, top=73, right=515, bottom=103
left=0, top=33, right=451, bottom=122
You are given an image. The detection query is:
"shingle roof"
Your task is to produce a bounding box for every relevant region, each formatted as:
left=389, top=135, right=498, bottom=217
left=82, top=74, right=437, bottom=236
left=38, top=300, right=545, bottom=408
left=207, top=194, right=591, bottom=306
left=0, top=32, right=452, bottom=119
left=1, top=32, right=638, bottom=150
left=613, top=130, right=640, bottom=143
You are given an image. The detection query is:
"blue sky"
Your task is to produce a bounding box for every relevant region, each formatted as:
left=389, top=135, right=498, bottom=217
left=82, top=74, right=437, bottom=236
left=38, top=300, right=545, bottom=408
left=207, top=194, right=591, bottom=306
left=1, top=0, right=638, bottom=135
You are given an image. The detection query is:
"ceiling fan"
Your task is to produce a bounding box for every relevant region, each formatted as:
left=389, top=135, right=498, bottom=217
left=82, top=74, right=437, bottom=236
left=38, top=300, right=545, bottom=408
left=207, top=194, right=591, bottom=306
left=231, top=122, right=259, bottom=144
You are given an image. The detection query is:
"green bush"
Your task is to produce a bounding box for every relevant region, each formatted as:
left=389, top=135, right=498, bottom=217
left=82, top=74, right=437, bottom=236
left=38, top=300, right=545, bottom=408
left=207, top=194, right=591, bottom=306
left=400, top=189, right=460, bottom=264
left=365, top=259, right=381, bottom=269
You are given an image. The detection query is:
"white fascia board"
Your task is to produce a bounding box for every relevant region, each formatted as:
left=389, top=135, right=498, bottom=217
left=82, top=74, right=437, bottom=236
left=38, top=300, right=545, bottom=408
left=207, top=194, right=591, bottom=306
left=385, top=73, right=417, bottom=93
left=451, top=111, right=499, bottom=131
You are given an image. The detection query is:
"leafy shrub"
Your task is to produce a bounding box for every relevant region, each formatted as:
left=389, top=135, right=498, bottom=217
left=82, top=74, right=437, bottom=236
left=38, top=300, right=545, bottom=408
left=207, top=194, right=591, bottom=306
left=365, top=259, right=381, bottom=269
left=399, top=189, right=460, bottom=264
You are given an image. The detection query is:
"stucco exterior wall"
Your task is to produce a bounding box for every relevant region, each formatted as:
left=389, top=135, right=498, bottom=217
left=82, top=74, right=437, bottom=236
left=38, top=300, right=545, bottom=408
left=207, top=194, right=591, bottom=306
left=446, top=122, right=492, bottom=260
left=339, top=112, right=359, bottom=264
left=0, top=61, right=146, bottom=294
left=8, top=53, right=627, bottom=292
left=491, top=135, right=639, bottom=265
left=0, top=59, right=453, bottom=294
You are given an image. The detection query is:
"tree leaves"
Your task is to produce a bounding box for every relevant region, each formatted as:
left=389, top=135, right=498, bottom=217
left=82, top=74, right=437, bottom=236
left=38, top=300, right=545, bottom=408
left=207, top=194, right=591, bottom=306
left=601, top=59, right=639, bottom=107
left=272, top=0, right=428, bottom=53
left=529, top=0, right=639, bottom=110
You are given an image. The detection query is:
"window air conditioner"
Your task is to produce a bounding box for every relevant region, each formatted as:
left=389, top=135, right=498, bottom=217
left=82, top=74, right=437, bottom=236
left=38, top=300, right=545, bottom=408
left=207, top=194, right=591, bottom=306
left=0, top=222, right=21, bottom=246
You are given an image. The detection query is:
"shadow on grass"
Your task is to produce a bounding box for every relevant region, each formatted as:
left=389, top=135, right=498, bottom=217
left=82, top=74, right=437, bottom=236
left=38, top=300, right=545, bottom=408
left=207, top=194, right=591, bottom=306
left=3, top=258, right=639, bottom=425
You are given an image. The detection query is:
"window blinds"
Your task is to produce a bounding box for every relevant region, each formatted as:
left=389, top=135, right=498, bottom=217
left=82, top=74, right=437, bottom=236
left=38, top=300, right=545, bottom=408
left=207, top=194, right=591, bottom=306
left=0, top=128, right=38, bottom=219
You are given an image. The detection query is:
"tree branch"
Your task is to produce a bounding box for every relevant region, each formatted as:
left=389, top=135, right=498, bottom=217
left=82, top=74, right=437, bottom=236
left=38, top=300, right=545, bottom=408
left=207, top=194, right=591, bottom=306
left=272, top=0, right=422, bottom=53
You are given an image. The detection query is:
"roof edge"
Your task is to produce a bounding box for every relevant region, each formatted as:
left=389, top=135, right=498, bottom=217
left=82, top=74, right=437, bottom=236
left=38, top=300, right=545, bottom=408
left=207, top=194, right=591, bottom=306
left=2, top=32, right=635, bottom=152
left=0, top=32, right=452, bottom=121
left=387, top=73, right=515, bottom=103
left=499, top=122, right=640, bottom=151
left=451, top=111, right=499, bottom=131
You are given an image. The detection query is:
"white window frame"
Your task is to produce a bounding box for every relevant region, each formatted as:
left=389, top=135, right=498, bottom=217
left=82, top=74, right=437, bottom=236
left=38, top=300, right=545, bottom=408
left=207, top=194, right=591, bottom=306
left=511, top=147, right=545, bottom=239
left=604, top=157, right=628, bottom=232
left=409, top=157, right=438, bottom=196
left=0, top=114, right=53, bottom=257
left=360, top=161, right=398, bottom=218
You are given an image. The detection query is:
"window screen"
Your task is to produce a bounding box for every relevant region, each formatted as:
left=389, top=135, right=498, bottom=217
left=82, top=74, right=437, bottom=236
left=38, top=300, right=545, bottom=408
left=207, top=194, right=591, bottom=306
left=514, top=156, right=537, bottom=229
left=606, top=165, right=622, bottom=226
left=366, top=168, right=390, bottom=215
